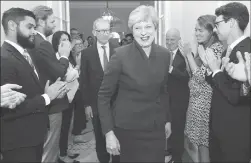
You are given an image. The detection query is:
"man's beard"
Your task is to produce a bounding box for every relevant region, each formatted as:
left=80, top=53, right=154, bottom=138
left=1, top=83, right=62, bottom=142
left=17, top=28, right=35, bottom=49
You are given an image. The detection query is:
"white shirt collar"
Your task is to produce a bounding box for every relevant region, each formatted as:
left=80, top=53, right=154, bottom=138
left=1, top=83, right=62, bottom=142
left=36, top=30, right=47, bottom=40
left=229, top=35, right=247, bottom=49
left=5, top=40, right=25, bottom=54
left=55, top=52, right=60, bottom=60
left=172, top=48, right=179, bottom=54
left=97, top=41, right=109, bottom=49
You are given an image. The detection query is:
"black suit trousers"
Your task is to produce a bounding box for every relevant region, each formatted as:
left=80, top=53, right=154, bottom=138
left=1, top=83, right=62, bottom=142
left=209, top=127, right=250, bottom=162
left=168, top=99, right=188, bottom=162
left=72, top=90, right=86, bottom=135
left=59, top=90, right=86, bottom=156
left=92, top=115, right=120, bottom=163
left=2, top=144, right=43, bottom=162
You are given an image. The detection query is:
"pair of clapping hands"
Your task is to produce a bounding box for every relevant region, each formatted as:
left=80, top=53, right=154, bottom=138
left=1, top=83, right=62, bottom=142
left=1, top=78, right=70, bottom=109
left=178, top=40, right=221, bottom=72
left=222, top=52, right=250, bottom=84
left=178, top=40, right=250, bottom=83
left=1, top=84, right=26, bottom=109
left=44, top=77, right=70, bottom=100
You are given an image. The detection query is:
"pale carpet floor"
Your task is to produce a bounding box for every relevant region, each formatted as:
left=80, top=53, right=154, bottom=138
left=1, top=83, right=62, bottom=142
left=65, top=120, right=193, bottom=163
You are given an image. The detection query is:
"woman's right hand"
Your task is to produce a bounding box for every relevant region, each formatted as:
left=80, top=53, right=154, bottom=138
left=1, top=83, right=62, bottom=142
left=198, top=45, right=208, bottom=67
left=191, top=37, right=198, bottom=57
left=105, top=131, right=120, bottom=155
left=58, top=40, right=71, bottom=58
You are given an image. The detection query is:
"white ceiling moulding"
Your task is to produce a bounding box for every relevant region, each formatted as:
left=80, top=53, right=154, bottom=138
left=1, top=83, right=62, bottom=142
left=70, top=1, right=140, bottom=9
left=109, top=1, right=140, bottom=8
left=47, top=1, right=53, bottom=8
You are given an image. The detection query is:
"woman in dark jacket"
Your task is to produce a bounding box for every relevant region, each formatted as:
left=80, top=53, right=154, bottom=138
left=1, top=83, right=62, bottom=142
left=52, top=31, right=86, bottom=163
left=98, top=5, right=172, bottom=162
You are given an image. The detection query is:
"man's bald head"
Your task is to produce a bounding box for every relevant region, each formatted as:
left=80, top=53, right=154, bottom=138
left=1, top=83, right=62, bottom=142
left=166, top=28, right=180, bottom=38
left=166, top=28, right=181, bottom=51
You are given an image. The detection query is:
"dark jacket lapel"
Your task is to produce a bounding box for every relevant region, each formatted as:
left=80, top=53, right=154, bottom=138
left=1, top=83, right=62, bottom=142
left=133, top=41, right=158, bottom=60
left=172, top=49, right=184, bottom=66
left=92, top=42, right=104, bottom=74
left=34, top=33, right=46, bottom=47
left=109, top=42, right=116, bottom=59
left=228, top=37, right=250, bottom=63
left=3, top=42, right=42, bottom=89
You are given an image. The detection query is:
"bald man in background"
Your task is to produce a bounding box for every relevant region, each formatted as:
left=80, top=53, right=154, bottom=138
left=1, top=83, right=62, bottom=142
left=166, top=28, right=190, bottom=163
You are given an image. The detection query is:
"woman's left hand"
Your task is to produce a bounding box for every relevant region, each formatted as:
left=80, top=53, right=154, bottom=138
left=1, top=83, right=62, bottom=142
left=165, top=122, right=172, bottom=139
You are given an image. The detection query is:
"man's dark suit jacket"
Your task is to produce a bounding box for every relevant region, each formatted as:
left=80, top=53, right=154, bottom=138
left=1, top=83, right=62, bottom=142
left=206, top=37, right=250, bottom=153
left=30, top=33, right=69, bottom=114
left=1, top=42, right=48, bottom=151
left=80, top=41, right=117, bottom=115
left=97, top=41, right=171, bottom=135
left=167, top=49, right=190, bottom=118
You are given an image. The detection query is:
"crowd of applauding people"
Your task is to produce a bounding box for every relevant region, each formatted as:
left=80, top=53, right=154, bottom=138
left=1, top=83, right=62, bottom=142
left=1, top=2, right=250, bottom=163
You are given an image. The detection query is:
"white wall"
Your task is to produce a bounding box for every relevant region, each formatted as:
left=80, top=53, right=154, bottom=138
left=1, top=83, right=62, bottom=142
left=1, top=1, right=69, bottom=45
left=163, top=1, right=251, bottom=43
left=1, top=1, right=48, bottom=45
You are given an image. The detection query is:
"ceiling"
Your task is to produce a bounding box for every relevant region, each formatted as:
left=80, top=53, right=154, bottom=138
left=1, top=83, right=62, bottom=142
left=70, top=1, right=141, bottom=9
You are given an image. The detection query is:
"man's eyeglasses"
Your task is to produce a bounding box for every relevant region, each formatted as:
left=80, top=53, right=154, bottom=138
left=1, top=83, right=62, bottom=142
left=214, top=18, right=229, bottom=28
left=95, top=29, right=110, bottom=34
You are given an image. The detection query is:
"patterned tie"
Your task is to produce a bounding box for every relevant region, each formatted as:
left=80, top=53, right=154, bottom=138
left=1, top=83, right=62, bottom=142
left=169, top=51, right=174, bottom=66
left=221, top=47, right=232, bottom=70
left=101, top=46, right=109, bottom=71
left=23, top=49, right=38, bottom=78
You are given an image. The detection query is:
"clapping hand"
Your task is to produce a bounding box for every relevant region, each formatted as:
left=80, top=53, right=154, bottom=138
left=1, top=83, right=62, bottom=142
left=205, top=48, right=221, bottom=72
left=179, top=40, right=192, bottom=57
left=56, top=87, right=70, bottom=99
left=44, top=77, right=69, bottom=101
left=178, top=40, right=185, bottom=56
left=198, top=45, right=208, bottom=67
left=223, top=51, right=249, bottom=82
left=1, top=84, right=26, bottom=109
left=58, top=40, right=72, bottom=58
